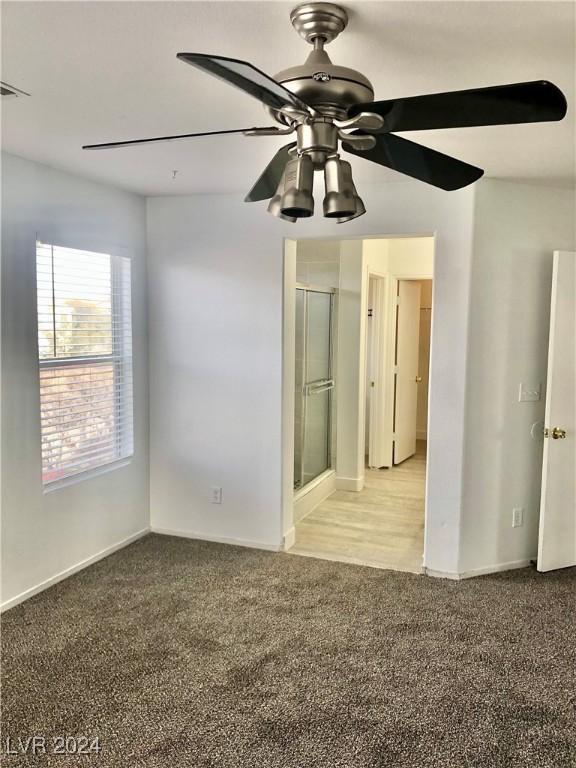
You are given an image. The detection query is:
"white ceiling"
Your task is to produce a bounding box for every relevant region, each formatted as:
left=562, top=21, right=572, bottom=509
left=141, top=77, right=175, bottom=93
left=2, top=0, right=574, bottom=196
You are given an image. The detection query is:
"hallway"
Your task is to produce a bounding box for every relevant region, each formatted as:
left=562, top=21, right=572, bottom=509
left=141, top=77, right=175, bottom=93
left=289, top=442, right=426, bottom=573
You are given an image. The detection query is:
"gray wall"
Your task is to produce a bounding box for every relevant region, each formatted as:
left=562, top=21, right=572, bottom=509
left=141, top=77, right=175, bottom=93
left=1, top=153, right=149, bottom=608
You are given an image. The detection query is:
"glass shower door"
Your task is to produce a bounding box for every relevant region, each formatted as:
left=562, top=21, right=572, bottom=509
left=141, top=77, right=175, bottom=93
left=294, top=287, right=334, bottom=490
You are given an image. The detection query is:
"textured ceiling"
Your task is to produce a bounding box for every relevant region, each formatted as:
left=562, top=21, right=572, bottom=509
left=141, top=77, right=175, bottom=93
left=1, top=1, right=574, bottom=196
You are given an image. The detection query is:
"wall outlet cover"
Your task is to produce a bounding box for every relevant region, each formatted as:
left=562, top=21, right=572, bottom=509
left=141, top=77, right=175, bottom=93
left=512, top=507, right=524, bottom=528
left=518, top=383, right=541, bottom=402
left=210, top=486, right=222, bottom=504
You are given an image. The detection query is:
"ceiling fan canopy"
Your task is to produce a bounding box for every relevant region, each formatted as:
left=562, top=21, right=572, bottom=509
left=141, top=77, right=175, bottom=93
left=83, top=2, right=568, bottom=223
left=271, top=3, right=374, bottom=119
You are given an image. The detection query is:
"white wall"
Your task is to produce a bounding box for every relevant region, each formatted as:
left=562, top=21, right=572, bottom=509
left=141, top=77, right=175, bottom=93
left=335, top=240, right=366, bottom=488
left=1, top=153, right=149, bottom=609
left=4, top=159, right=567, bottom=594
left=295, top=239, right=340, bottom=287
left=147, top=181, right=477, bottom=574
left=459, top=180, right=575, bottom=575
left=364, top=236, right=436, bottom=276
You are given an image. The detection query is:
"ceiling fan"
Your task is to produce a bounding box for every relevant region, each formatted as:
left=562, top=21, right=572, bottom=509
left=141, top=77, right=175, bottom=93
left=83, top=2, right=567, bottom=223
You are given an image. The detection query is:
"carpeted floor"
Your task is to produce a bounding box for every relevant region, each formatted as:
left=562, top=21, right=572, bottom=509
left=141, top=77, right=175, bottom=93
left=2, top=534, right=575, bottom=768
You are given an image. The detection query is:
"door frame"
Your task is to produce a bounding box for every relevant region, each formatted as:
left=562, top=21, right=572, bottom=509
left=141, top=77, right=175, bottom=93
left=365, top=272, right=389, bottom=468
left=282, top=235, right=436, bottom=566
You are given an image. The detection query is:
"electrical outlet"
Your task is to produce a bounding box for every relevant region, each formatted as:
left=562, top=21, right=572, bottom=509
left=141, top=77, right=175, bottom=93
left=210, top=486, right=222, bottom=504
left=512, top=507, right=524, bottom=528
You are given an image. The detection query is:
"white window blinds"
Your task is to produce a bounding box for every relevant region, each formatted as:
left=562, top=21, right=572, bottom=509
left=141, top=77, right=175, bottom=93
left=36, top=243, right=134, bottom=485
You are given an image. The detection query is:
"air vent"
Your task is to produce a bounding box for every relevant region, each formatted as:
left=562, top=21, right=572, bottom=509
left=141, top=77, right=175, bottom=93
left=0, top=81, right=30, bottom=98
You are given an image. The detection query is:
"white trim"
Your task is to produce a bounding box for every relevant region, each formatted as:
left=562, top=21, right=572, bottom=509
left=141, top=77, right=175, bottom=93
left=281, top=239, right=298, bottom=543
left=426, top=558, right=534, bottom=581
left=294, top=468, right=334, bottom=501
left=366, top=274, right=390, bottom=468
left=283, top=527, right=296, bottom=551
left=288, top=548, right=424, bottom=574
left=458, top=559, right=534, bottom=579
left=424, top=568, right=462, bottom=581
left=335, top=475, right=365, bottom=492
left=1, top=527, right=149, bottom=612
left=151, top=527, right=283, bottom=552
left=43, top=457, right=132, bottom=493
left=294, top=469, right=336, bottom=522
left=295, top=282, right=336, bottom=294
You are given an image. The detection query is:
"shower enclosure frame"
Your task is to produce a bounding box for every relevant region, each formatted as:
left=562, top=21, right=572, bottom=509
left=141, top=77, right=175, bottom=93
left=294, top=283, right=336, bottom=492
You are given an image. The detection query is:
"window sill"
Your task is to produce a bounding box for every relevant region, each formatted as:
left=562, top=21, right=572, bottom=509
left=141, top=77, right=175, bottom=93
left=43, top=457, right=133, bottom=494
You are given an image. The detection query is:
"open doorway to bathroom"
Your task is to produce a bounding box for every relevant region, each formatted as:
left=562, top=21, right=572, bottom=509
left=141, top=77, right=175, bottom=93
left=283, top=236, right=434, bottom=573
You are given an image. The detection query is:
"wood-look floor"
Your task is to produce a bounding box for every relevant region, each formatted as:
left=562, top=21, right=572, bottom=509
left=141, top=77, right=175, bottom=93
left=289, top=441, right=426, bottom=573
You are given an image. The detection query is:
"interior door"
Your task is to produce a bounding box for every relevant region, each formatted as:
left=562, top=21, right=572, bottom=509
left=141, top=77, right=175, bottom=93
left=394, top=280, right=421, bottom=464
left=537, top=251, right=576, bottom=572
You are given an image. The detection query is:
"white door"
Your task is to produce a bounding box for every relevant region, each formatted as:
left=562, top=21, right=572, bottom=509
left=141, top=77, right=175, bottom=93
left=394, top=281, right=421, bottom=464
left=537, top=251, right=576, bottom=572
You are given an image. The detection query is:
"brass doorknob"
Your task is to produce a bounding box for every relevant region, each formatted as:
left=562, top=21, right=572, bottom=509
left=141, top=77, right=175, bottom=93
left=544, top=427, right=567, bottom=439
left=415, top=376, right=422, bottom=383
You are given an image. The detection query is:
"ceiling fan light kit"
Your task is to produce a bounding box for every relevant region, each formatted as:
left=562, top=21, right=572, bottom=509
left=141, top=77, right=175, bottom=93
left=323, top=155, right=361, bottom=218
left=83, top=2, right=568, bottom=224
left=279, top=154, right=315, bottom=218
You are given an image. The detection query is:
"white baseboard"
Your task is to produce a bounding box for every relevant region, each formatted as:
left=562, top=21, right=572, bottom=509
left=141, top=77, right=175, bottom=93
left=283, top=526, right=296, bottom=551
left=1, top=527, right=150, bottom=613
left=335, top=475, right=364, bottom=492
left=294, top=470, right=335, bottom=522
left=425, top=558, right=534, bottom=581
left=150, top=527, right=283, bottom=552
left=458, top=558, right=534, bottom=579
left=424, top=568, right=461, bottom=580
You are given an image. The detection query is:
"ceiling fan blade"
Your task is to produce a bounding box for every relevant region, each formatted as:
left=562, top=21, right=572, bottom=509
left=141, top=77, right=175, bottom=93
left=177, top=53, right=313, bottom=115
left=82, top=127, right=277, bottom=150
left=348, top=81, right=567, bottom=132
left=342, top=131, right=483, bottom=191
left=245, top=142, right=296, bottom=202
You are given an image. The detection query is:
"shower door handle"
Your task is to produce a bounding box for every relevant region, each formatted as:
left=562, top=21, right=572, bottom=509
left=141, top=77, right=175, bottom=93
left=305, top=379, right=334, bottom=395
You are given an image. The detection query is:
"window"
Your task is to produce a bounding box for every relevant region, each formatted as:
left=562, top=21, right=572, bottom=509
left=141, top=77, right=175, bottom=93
left=36, top=243, right=133, bottom=485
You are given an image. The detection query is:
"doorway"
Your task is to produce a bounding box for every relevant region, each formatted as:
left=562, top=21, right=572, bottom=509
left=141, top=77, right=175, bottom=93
left=285, top=236, right=434, bottom=573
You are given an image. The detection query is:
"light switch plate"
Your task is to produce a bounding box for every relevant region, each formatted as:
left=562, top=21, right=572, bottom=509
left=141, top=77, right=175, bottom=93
left=210, top=486, right=222, bottom=504
left=518, top=382, right=541, bottom=402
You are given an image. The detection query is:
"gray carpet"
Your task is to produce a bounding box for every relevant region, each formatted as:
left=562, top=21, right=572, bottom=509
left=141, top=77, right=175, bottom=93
left=2, top=534, right=575, bottom=767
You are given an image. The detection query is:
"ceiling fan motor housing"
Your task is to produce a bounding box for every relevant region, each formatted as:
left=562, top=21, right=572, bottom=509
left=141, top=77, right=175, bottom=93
left=274, top=48, right=374, bottom=121
left=272, top=3, right=374, bottom=122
